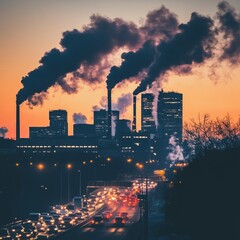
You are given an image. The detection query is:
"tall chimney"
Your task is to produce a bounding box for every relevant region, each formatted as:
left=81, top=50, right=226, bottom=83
left=16, top=97, right=20, bottom=140
left=133, top=95, right=137, bottom=132
left=107, top=89, right=112, bottom=139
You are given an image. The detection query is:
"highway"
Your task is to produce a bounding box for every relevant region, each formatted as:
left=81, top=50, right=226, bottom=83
left=0, top=179, right=157, bottom=240
left=53, top=202, right=140, bottom=240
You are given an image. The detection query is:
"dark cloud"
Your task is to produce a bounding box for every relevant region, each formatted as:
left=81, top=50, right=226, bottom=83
left=133, top=12, right=216, bottom=95
left=73, top=113, right=87, bottom=124
left=17, top=15, right=141, bottom=106
left=0, top=127, right=8, bottom=138
left=106, top=40, right=156, bottom=89
left=217, top=1, right=240, bottom=64
left=141, top=5, right=179, bottom=42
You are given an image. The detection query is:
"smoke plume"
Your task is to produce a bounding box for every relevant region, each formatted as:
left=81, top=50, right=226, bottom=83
left=0, top=127, right=8, bottom=138
left=217, top=1, right=240, bottom=64
left=141, top=5, right=179, bottom=43
left=106, top=41, right=156, bottom=90
left=106, top=6, right=179, bottom=90
left=167, top=135, right=184, bottom=164
left=73, top=113, right=87, bottom=124
left=133, top=12, right=216, bottom=95
left=113, top=93, right=132, bottom=115
left=17, top=15, right=141, bottom=106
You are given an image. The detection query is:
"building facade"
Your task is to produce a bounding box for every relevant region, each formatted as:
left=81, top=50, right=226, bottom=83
left=49, top=110, right=68, bottom=136
left=141, top=93, right=156, bottom=134
left=157, top=90, right=183, bottom=142
left=94, top=109, right=119, bottom=138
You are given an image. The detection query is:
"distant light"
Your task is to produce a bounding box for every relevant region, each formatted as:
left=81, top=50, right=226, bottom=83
left=90, top=160, right=93, bottom=163
left=106, top=157, right=111, bottom=162
left=54, top=163, right=57, bottom=167
left=15, top=163, right=19, bottom=167
left=83, top=161, right=86, bottom=165
left=67, top=164, right=72, bottom=169
left=37, top=163, right=45, bottom=170
left=29, top=162, right=33, bottom=166
left=127, top=158, right=132, bottom=163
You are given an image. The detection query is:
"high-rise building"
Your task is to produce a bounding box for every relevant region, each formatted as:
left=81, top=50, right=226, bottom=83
left=141, top=93, right=156, bottom=134
left=94, top=109, right=119, bottom=138
left=49, top=110, right=68, bottom=136
left=157, top=90, right=183, bottom=142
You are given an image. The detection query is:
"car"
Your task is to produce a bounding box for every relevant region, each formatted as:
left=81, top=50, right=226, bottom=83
left=75, top=212, right=85, bottom=220
left=60, top=216, right=75, bottom=229
left=9, top=225, right=25, bottom=239
left=28, top=213, right=41, bottom=222
left=35, top=222, right=48, bottom=232
left=47, top=225, right=58, bottom=234
left=23, top=228, right=34, bottom=239
left=120, top=212, right=129, bottom=220
left=55, top=205, right=63, bottom=210
left=51, top=214, right=62, bottom=225
left=68, top=213, right=78, bottom=221
left=49, top=210, right=58, bottom=215
left=113, top=216, right=125, bottom=226
left=102, top=211, right=112, bottom=220
left=22, top=222, right=37, bottom=237
left=0, top=228, right=11, bottom=239
left=37, top=234, right=49, bottom=239
left=66, top=204, right=75, bottom=212
left=42, top=215, right=55, bottom=225
left=91, top=215, right=103, bottom=226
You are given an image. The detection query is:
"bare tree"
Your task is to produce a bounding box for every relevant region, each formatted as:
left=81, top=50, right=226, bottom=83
left=184, top=114, right=240, bottom=154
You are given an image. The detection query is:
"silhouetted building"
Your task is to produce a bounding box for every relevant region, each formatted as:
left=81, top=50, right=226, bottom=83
left=73, top=124, right=95, bottom=138
left=16, top=137, right=98, bottom=155
left=141, top=93, right=156, bottom=134
left=157, top=90, right=182, bottom=142
left=157, top=90, right=183, bottom=167
left=118, top=132, right=150, bottom=162
left=94, top=109, right=119, bottom=138
left=29, top=127, right=53, bottom=138
left=49, top=110, right=68, bottom=136
left=115, top=119, right=131, bottom=139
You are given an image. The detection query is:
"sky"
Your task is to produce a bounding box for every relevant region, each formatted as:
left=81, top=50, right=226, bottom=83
left=0, top=0, right=240, bottom=139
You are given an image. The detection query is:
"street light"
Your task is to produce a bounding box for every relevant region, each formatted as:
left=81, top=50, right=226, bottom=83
left=66, top=164, right=72, bottom=202
left=37, top=163, right=45, bottom=171
left=78, top=170, right=82, bottom=197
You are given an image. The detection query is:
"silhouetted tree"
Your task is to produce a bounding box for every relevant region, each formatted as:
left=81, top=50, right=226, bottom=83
left=166, top=115, right=240, bottom=240
left=184, top=114, right=240, bottom=155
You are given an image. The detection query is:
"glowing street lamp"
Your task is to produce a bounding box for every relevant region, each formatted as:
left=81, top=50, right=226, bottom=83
left=67, top=163, right=72, bottom=170
left=106, top=157, right=111, bottom=162
left=37, top=163, right=45, bottom=171
left=15, top=163, right=20, bottom=167
left=127, top=158, right=132, bottom=163
left=66, top=163, right=72, bottom=202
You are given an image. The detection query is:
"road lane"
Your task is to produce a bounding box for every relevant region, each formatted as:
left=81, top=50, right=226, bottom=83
left=53, top=201, right=140, bottom=240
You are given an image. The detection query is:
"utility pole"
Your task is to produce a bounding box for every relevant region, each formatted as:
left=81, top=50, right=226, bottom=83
left=78, top=170, right=82, bottom=196
left=144, top=175, right=148, bottom=240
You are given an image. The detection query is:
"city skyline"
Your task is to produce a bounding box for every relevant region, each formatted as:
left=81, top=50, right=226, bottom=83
left=1, top=0, right=240, bottom=139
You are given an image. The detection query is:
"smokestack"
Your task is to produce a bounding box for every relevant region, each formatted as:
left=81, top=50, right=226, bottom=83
left=16, top=97, right=20, bottom=141
left=132, top=95, right=137, bottom=132
left=107, top=89, right=112, bottom=139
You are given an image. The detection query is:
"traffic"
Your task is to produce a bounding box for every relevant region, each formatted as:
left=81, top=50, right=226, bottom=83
left=0, top=179, right=158, bottom=240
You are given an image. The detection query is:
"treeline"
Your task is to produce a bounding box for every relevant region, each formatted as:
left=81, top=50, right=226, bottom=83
left=165, top=115, right=240, bottom=240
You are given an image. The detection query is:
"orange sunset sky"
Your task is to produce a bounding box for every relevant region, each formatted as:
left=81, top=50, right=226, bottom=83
left=0, top=0, right=239, bottom=139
